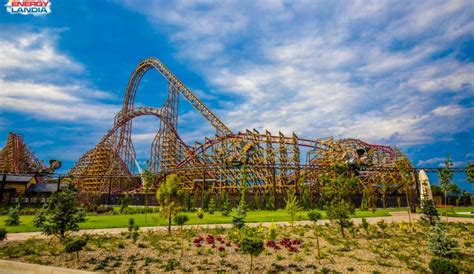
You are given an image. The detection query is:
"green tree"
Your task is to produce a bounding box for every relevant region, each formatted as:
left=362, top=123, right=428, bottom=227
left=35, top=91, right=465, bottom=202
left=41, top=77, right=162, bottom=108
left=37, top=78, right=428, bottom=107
left=201, top=190, right=210, bottom=211
left=173, top=214, right=189, bottom=257
left=232, top=204, right=247, bottom=229
left=301, top=187, right=311, bottom=210
left=156, top=174, right=183, bottom=234
left=322, top=164, right=357, bottom=237
left=208, top=198, right=216, bottom=214
left=141, top=167, right=155, bottom=223
left=397, top=157, right=414, bottom=223
left=0, top=228, right=7, bottom=241
left=307, top=210, right=322, bottom=263
left=327, top=198, right=354, bottom=237
left=421, top=198, right=440, bottom=225
left=5, top=205, right=20, bottom=226
left=33, top=186, right=86, bottom=242
left=120, top=193, right=131, bottom=214
left=253, top=191, right=260, bottom=210
left=241, top=237, right=264, bottom=273
left=221, top=191, right=231, bottom=216
left=284, top=191, right=301, bottom=227
left=439, top=157, right=455, bottom=222
left=466, top=162, right=474, bottom=183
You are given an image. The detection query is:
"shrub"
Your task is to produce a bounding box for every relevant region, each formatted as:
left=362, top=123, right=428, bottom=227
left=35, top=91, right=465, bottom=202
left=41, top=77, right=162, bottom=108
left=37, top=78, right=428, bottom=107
left=285, top=191, right=301, bottom=227
left=5, top=205, right=20, bottom=226
left=128, top=218, right=139, bottom=242
left=427, top=223, right=458, bottom=258
left=173, top=213, right=189, bottom=257
left=428, top=258, right=459, bottom=274
left=0, top=228, right=7, bottom=241
left=241, top=237, right=264, bottom=272
left=221, top=192, right=231, bottom=216
left=120, top=194, right=131, bottom=213
left=208, top=198, right=216, bottom=214
left=197, top=209, right=204, bottom=219
left=64, top=238, right=87, bottom=261
left=421, top=199, right=439, bottom=225
left=360, top=217, right=369, bottom=230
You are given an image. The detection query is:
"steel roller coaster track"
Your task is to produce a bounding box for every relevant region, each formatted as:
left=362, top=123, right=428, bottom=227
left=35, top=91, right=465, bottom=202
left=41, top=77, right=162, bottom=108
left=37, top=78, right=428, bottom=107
left=68, top=57, right=419, bottom=199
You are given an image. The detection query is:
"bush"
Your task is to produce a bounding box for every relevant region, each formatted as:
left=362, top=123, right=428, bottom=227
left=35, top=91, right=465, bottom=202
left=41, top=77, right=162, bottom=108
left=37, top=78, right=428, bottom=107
left=208, top=198, right=216, bottom=214
left=241, top=237, right=264, bottom=272
left=421, top=199, right=439, bottom=225
left=360, top=217, right=369, bottom=230
left=64, top=238, right=87, bottom=261
left=428, top=258, right=459, bottom=274
left=5, top=205, right=20, bottom=226
left=197, top=209, right=204, bottom=219
left=95, top=205, right=113, bottom=215
left=427, top=223, right=458, bottom=258
left=0, top=228, right=7, bottom=241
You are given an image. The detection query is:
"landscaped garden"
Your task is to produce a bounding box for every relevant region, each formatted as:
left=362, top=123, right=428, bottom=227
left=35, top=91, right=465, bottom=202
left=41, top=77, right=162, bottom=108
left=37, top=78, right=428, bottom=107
left=0, top=163, right=473, bottom=273
left=1, top=218, right=473, bottom=272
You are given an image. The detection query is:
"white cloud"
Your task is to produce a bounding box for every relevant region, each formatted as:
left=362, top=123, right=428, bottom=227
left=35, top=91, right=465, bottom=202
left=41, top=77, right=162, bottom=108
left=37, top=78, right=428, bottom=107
left=417, top=157, right=446, bottom=166
left=0, top=28, right=119, bottom=124
left=116, top=0, right=474, bottom=148
left=0, top=30, right=83, bottom=72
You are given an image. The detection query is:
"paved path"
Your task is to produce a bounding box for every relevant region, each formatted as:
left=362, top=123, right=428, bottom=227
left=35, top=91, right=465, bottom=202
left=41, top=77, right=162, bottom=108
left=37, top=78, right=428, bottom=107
left=4, top=212, right=473, bottom=242
left=0, top=259, right=93, bottom=274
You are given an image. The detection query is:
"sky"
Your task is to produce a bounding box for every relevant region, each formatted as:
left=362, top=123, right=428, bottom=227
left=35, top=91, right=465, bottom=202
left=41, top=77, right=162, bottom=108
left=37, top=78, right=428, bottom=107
left=0, top=0, right=473, bottom=191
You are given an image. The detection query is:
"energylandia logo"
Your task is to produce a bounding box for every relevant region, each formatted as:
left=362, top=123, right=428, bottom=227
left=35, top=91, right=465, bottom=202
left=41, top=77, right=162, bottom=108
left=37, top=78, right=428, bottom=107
left=5, top=0, right=51, bottom=16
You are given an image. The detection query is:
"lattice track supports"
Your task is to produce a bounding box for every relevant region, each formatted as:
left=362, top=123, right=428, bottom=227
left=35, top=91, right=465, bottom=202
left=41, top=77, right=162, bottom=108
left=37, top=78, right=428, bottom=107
left=70, top=57, right=417, bottom=200
left=0, top=132, right=45, bottom=173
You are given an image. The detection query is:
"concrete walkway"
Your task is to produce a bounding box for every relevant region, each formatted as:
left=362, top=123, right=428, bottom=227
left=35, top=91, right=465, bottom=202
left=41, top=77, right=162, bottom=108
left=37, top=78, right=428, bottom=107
left=4, top=212, right=473, bottom=242
left=0, top=259, right=93, bottom=274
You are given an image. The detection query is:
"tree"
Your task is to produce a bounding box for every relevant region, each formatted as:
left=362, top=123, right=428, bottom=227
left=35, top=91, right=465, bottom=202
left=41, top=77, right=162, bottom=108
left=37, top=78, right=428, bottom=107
left=33, top=186, right=86, bottom=242
left=173, top=214, right=189, bottom=257
left=0, top=228, right=6, bottom=241
left=120, top=193, right=131, bottom=214
left=128, top=218, right=139, bottom=242
left=307, top=210, right=322, bottom=263
left=322, top=164, right=357, bottom=237
left=221, top=192, right=231, bottom=216
left=201, top=190, right=210, bottom=211
left=397, top=157, right=414, bottom=223
left=141, top=167, right=155, bottom=223
left=241, top=237, right=264, bottom=273
left=301, top=187, right=311, bottom=210
left=421, top=198, right=440, bottom=225
left=439, top=157, right=455, bottom=222
left=327, top=198, right=354, bottom=237
left=232, top=204, right=247, bottom=229
left=284, top=191, right=301, bottom=227
left=466, top=162, right=474, bottom=183
left=5, top=205, right=20, bottom=226
left=156, top=174, right=183, bottom=234
left=208, top=198, right=216, bottom=214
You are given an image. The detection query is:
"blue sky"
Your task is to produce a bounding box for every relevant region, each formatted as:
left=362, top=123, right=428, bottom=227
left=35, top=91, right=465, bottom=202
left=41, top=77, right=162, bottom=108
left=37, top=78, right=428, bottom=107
left=0, top=1, right=473, bottom=191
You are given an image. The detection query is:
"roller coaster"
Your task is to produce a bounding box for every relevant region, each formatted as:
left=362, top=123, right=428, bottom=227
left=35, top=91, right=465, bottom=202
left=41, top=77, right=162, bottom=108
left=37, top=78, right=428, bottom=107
left=67, top=57, right=416, bottom=203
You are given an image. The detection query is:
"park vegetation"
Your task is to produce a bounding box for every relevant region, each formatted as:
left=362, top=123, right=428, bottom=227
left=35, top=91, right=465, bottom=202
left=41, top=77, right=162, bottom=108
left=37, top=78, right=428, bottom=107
left=0, top=159, right=472, bottom=272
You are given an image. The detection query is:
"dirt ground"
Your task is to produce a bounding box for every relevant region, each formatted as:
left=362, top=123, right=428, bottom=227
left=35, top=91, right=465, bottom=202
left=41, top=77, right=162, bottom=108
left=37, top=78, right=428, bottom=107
left=1, top=219, right=473, bottom=273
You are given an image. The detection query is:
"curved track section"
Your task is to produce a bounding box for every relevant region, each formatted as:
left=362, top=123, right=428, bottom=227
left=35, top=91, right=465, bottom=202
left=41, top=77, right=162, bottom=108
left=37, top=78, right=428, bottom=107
left=70, top=57, right=415, bottom=202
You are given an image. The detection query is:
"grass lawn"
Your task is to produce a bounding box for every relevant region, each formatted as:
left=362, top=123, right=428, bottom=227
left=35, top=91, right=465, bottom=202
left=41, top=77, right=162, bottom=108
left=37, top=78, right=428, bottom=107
left=0, top=209, right=391, bottom=233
